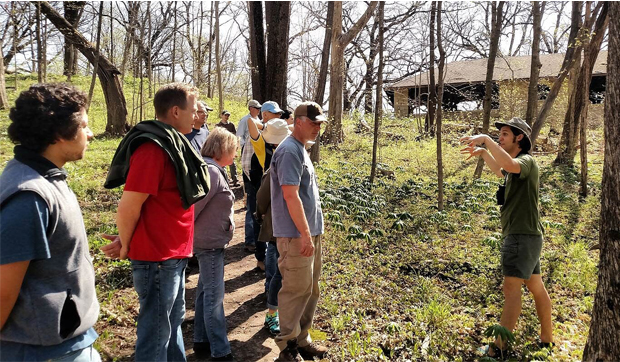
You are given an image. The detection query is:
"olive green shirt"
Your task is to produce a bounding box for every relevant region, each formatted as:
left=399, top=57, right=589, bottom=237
left=500, top=154, right=544, bottom=237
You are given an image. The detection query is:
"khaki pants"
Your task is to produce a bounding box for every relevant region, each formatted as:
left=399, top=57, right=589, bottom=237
left=275, top=235, right=322, bottom=350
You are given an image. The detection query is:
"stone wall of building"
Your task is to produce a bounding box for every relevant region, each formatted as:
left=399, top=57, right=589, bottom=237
left=394, top=88, right=409, bottom=118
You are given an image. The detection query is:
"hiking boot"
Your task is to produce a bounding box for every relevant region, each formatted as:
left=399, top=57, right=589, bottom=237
left=276, top=340, right=302, bottom=362
left=193, top=342, right=210, bottom=359
left=264, top=312, right=280, bottom=335
left=211, top=353, right=234, bottom=361
left=298, top=342, right=328, bottom=359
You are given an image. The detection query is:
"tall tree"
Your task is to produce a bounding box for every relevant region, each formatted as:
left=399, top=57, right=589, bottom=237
left=525, top=1, right=543, bottom=126
left=36, top=1, right=42, bottom=82
left=555, top=3, right=609, bottom=164
left=248, top=1, right=267, bottom=103
left=530, top=2, right=603, bottom=146
left=370, top=2, right=384, bottom=185
left=264, top=2, right=291, bottom=108
left=582, top=2, right=620, bottom=359
left=87, top=2, right=103, bottom=109
left=323, top=1, right=378, bottom=144
left=310, top=1, right=335, bottom=164
left=474, top=1, right=504, bottom=179
left=426, top=2, right=437, bottom=134
left=0, top=44, right=8, bottom=109
left=435, top=1, right=446, bottom=211
left=62, top=1, right=84, bottom=80
left=215, top=1, right=223, bottom=114
left=37, top=1, right=128, bottom=135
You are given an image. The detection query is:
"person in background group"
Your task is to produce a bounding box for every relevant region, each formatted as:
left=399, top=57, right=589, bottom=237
left=271, top=102, right=329, bottom=362
left=185, top=101, right=213, bottom=153
left=281, top=109, right=293, bottom=125
left=460, top=117, right=553, bottom=357
left=238, top=100, right=263, bottom=253
left=215, top=110, right=239, bottom=185
left=0, top=83, right=101, bottom=361
left=101, top=83, right=210, bottom=362
left=254, top=117, right=294, bottom=337
left=244, top=101, right=284, bottom=272
left=192, top=127, right=238, bottom=362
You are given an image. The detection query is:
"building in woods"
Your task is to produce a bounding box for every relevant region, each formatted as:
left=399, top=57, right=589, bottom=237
left=386, top=51, right=608, bottom=124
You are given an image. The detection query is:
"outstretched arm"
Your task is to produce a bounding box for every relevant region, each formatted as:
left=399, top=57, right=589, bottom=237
left=460, top=134, right=521, bottom=174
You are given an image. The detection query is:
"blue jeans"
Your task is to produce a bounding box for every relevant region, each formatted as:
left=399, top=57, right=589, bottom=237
left=266, top=242, right=282, bottom=310
left=50, top=345, right=101, bottom=362
left=244, top=178, right=256, bottom=247
left=193, top=249, right=231, bottom=358
left=131, top=259, right=188, bottom=362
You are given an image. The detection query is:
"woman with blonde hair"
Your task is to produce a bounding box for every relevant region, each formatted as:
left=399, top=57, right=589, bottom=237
left=192, top=127, right=238, bottom=361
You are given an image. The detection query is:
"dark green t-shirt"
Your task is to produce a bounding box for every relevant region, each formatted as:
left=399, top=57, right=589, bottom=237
left=500, top=154, right=544, bottom=237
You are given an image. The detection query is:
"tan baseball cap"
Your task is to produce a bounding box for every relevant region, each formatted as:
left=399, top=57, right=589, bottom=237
left=294, top=101, right=328, bottom=122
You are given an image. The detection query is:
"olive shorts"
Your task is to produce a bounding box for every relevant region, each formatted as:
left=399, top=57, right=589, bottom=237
left=500, top=234, right=543, bottom=280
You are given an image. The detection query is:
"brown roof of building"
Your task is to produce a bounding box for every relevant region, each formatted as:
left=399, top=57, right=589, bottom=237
left=390, top=51, right=608, bottom=89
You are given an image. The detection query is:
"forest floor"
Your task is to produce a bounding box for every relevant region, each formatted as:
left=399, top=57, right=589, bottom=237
left=95, top=185, right=283, bottom=361
left=0, top=75, right=604, bottom=361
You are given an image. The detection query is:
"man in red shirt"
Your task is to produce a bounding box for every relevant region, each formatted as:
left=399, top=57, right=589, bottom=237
left=102, top=83, right=207, bottom=361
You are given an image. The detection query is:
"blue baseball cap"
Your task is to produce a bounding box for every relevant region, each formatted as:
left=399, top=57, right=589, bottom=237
left=261, top=101, right=284, bottom=114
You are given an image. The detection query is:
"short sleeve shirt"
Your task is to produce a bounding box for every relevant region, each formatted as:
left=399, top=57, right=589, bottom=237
left=124, top=142, right=194, bottom=261
left=500, top=154, right=543, bottom=236
left=270, top=136, right=324, bottom=238
left=0, top=192, right=97, bottom=359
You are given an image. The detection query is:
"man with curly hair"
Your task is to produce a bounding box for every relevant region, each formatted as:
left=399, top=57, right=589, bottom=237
left=0, top=83, right=100, bottom=360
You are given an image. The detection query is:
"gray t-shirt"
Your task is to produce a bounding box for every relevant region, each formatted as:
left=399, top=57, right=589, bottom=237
left=270, top=136, right=324, bottom=238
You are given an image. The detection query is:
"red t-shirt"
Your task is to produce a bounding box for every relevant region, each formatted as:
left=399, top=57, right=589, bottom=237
left=124, top=141, right=194, bottom=261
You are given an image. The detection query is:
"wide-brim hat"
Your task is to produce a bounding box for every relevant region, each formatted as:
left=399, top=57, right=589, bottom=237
left=294, top=101, right=328, bottom=122
left=262, top=119, right=292, bottom=144
left=495, top=117, right=531, bottom=144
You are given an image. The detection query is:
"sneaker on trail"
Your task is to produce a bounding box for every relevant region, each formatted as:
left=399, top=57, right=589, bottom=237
left=275, top=340, right=302, bottom=362
left=264, top=312, right=280, bottom=335
left=298, top=342, right=328, bottom=359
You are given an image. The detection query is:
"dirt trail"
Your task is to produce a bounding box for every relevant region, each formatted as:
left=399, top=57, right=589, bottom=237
left=98, top=185, right=280, bottom=361
left=185, top=185, right=280, bottom=361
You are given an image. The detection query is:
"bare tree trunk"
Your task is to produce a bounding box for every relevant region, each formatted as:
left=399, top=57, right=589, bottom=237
left=426, top=3, right=437, bottom=135
left=582, top=3, right=620, bottom=359
left=530, top=2, right=602, bottom=146
left=310, top=1, right=335, bottom=164
left=579, top=3, right=591, bottom=197
left=436, top=1, right=446, bottom=211
left=248, top=1, right=267, bottom=103
left=0, top=45, right=9, bottom=109
left=170, top=2, right=177, bottom=82
left=264, top=2, right=291, bottom=108
left=12, top=2, right=17, bottom=90
left=555, top=3, right=609, bottom=164
left=36, top=1, right=42, bottom=83
left=87, top=2, right=103, bottom=110
left=37, top=1, right=128, bottom=135
left=207, top=2, right=214, bottom=98
left=370, top=3, right=384, bottom=185
left=120, top=3, right=138, bottom=83
left=525, top=1, right=542, bottom=126
left=324, top=1, right=378, bottom=144
left=474, top=1, right=504, bottom=179
left=215, top=1, right=223, bottom=113
left=63, top=1, right=84, bottom=80
left=109, top=2, right=113, bottom=61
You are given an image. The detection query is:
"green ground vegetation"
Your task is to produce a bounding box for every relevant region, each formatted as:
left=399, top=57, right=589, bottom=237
left=0, top=75, right=601, bottom=361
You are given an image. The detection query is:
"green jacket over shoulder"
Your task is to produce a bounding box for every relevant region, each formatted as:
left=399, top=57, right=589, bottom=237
left=104, top=120, right=210, bottom=209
